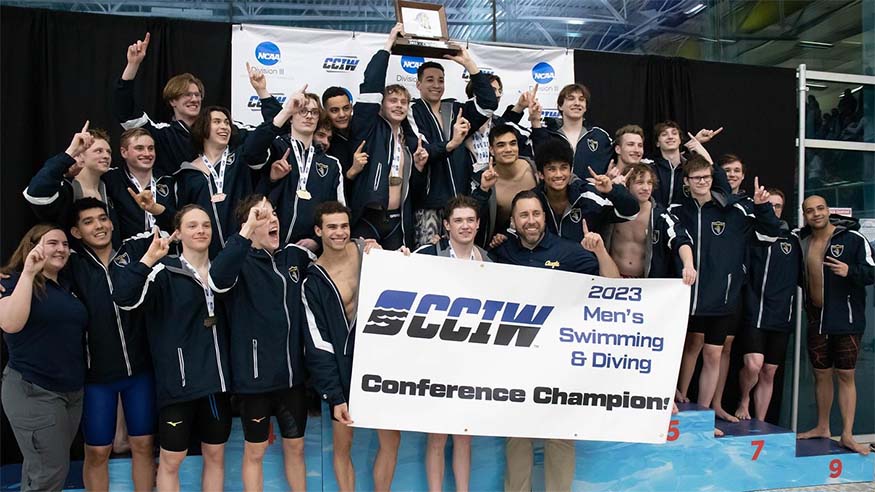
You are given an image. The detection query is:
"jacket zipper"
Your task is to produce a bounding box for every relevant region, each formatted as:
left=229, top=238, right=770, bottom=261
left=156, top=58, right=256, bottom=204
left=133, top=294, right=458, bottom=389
left=211, top=325, right=227, bottom=392
left=847, top=295, right=853, bottom=324
left=691, top=202, right=702, bottom=314
left=98, top=254, right=133, bottom=376
left=374, top=162, right=383, bottom=191
left=252, top=339, right=259, bottom=379
left=756, top=249, right=772, bottom=327
left=177, top=348, right=186, bottom=387
left=788, top=295, right=794, bottom=322
left=724, top=273, right=732, bottom=304
left=269, top=255, right=295, bottom=386
left=285, top=194, right=301, bottom=245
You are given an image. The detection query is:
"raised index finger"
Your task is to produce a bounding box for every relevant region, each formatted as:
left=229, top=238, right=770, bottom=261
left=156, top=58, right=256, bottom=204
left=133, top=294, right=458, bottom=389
left=356, top=140, right=366, bottom=152
left=81, top=120, right=90, bottom=133
left=754, top=176, right=760, bottom=190
left=712, top=127, right=724, bottom=136
left=582, top=218, right=589, bottom=235
left=143, top=32, right=151, bottom=46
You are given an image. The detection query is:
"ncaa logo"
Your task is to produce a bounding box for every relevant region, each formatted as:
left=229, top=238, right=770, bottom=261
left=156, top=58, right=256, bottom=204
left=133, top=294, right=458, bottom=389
left=255, top=41, right=281, bottom=66
left=531, top=62, right=555, bottom=84
left=401, top=55, right=425, bottom=74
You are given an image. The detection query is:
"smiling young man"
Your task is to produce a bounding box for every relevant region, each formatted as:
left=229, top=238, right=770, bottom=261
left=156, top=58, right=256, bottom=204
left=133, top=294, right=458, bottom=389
left=346, top=24, right=428, bottom=250
left=613, top=125, right=647, bottom=174
left=796, top=195, right=873, bottom=455
left=301, top=202, right=386, bottom=491
left=649, top=121, right=723, bottom=208
left=65, top=198, right=156, bottom=492
left=322, top=86, right=354, bottom=173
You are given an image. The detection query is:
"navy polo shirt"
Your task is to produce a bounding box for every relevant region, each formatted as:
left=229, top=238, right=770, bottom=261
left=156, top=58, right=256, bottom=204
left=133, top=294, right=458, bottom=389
left=1, top=272, right=87, bottom=392
left=489, top=230, right=599, bottom=274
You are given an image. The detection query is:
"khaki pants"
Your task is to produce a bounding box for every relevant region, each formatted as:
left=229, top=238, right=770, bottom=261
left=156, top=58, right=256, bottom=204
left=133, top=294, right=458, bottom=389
left=505, top=437, right=575, bottom=491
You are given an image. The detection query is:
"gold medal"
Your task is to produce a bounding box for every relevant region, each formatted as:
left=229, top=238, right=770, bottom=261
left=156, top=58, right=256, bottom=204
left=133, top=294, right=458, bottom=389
left=296, top=189, right=312, bottom=200
left=389, top=176, right=403, bottom=186
left=211, top=193, right=226, bottom=203
left=204, top=316, right=217, bottom=328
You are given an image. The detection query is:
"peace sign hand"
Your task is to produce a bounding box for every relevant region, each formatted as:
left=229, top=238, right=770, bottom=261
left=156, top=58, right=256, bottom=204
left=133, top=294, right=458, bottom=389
left=480, top=155, right=498, bottom=192
left=824, top=256, right=849, bottom=277
left=752, top=176, right=770, bottom=205
left=587, top=165, right=613, bottom=194
left=141, top=227, right=178, bottom=267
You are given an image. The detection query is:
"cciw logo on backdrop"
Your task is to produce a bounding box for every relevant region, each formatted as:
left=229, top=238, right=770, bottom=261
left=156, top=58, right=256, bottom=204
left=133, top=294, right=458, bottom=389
left=255, top=41, right=281, bottom=66
left=400, top=55, right=425, bottom=74
left=462, top=67, right=494, bottom=80
left=323, top=56, right=360, bottom=73
left=531, top=62, right=555, bottom=84
left=363, top=289, right=554, bottom=347
left=248, top=93, right=287, bottom=111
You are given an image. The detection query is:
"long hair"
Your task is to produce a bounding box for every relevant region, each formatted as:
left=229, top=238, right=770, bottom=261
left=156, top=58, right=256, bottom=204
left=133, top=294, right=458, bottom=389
left=0, top=224, right=65, bottom=297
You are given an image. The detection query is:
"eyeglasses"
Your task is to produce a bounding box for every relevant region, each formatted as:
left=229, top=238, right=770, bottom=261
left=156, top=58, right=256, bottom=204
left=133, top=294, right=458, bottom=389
left=298, top=109, right=320, bottom=117
left=687, top=175, right=713, bottom=183
left=182, top=91, right=203, bottom=99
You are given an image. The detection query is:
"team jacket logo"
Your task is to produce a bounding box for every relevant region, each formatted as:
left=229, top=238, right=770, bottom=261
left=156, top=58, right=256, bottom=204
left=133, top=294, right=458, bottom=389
left=780, top=242, right=792, bottom=255
left=113, top=252, right=130, bottom=267
left=830, top=244, right=844, bottom=257
left=587, top=138, right=599, bottom=152
left=569, top=208, right=582, bottom=223
left=316, top=162, right=329, bottom=178
left=288, top=266, right=300, bottom=283
left=362, top=290, right=554, bottom=347
left=711, top=221, right=726, bottom=236
left=156, top=183, right=170, bottom=197
left=652, top=229, right=660, bottom=244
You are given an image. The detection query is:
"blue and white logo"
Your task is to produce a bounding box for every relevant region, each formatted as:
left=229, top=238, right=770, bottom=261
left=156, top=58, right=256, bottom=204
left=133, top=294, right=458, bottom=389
left=323, top=56, right=360, bottom=73
left=255, top=41, right=281, bottom=66
left=400, top=55, right=425, bottom=75
left=531, top=62, right=555, bottom=84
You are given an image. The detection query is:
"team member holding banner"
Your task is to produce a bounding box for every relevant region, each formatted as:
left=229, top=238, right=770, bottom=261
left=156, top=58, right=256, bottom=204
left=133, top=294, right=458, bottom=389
left=415, top=195, right=490, bottom=492
left=209, top=196, right=316, bottom=491
left=490, top=189, right=620, bottom=492
left=346, top=24, right=428, bottom=250
left=302, top=202, right=392, bottom=490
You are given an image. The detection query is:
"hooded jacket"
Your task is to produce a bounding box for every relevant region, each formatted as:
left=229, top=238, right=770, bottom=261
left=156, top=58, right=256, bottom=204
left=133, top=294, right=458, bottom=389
left=743, top=221, right=802, bottom=332
left=209, top=233, right=316, bottom=394
left=531, top=124, right=613, bottom=176
left=795, top=215, right=874, bottom=335
left=535, top=177, right=639, bottom=243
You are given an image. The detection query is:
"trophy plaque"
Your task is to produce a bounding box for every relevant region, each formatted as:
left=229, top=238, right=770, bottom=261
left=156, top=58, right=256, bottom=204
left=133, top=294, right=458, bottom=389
left=391, top=1, right=461, bottom=59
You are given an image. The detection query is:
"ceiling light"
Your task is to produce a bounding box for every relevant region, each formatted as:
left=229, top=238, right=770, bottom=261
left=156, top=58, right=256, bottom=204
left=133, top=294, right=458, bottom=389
left=850, top=85, right=863, bottom=94
left=806, top=83, right=827, bottom=89
left=684, top=3, right=706, bottom=16
left=798, top=40, right=833, bottom=49
left=567, top=19, right=586, bottom=25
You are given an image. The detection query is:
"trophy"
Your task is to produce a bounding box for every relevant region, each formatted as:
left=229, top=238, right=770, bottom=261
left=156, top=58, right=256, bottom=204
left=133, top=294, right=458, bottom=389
left=391, top=1, right=462, bottom=59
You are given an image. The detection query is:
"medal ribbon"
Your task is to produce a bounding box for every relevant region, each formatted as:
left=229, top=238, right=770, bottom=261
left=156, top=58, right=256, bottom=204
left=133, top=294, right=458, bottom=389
left=180, top=256, right=215, bottom=318
left=201, top=147, right=229, bottom=195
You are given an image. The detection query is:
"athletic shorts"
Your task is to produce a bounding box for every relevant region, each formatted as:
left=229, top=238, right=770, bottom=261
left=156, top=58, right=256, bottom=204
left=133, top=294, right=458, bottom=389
left=158, top=393, right=231, bottom=452
left=726, top=304, right=742, bottom=337
left=353, top=208, right=403, bottom=250
left=805, top=305, right=862, bottom=370
left=687, top=314, right=734, bottom=346
left=82, top=372, right=156, bottom=446
left=238, top=385, right=308, bottom=442
left=742, top=327, right=790, bottom=366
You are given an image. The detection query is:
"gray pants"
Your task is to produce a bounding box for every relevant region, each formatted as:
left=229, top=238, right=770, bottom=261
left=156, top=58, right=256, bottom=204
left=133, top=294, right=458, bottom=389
left=1, top=367, right=83, bottom=492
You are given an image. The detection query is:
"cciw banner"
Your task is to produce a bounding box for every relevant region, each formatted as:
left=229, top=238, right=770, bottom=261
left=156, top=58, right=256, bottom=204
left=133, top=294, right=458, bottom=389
left=231, top=23, right=574, bottom=126
left=349, top=251, right=690, bottom=444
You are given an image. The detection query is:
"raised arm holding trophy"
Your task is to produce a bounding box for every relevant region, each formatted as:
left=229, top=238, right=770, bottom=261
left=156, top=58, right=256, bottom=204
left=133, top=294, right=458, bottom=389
left=391, top=0, right=462, bottom=58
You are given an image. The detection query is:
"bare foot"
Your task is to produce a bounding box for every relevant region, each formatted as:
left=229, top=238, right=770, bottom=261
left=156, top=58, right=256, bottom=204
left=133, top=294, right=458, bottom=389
left=839, top=434, right=871, bottom=455
left=675, top=389, right=689, bottom=403
left=714, top=407, right=740, bottom=423
left=797, top=427, right=831, bottom=440
left=714, top=427, right=724, bottom=437
left=672, top=402, right=679, bottom=415
left=734, top=405, right=751, bottom=421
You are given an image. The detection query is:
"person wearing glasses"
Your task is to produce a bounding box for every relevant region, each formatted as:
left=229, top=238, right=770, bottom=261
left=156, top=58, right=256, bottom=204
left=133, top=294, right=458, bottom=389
left=668, top=154, right=780, bottom=434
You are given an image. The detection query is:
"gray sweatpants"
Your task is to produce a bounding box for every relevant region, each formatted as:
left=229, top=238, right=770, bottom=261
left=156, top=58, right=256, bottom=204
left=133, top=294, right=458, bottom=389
left=1, top=367, right=83, bottom=492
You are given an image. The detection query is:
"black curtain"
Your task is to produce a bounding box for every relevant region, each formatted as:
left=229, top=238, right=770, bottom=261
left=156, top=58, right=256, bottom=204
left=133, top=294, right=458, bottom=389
left=0, top=6, right=232, bottom=466
left=576, top=48, right=797, bottom=425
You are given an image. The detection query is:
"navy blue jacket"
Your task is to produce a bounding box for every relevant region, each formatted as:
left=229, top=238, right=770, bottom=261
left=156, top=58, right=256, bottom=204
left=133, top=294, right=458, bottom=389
left=1, top=272, right=87, bottom=392
left=531, top=125, right=613, bottom=176
left=111, top=234, right=230, bottom=408
left=534, top=177, right=639, bottom=242
left=649, top=154, right=686, bottom=209
left=743, top=222, right=802, bottom=332
left=489, top=230, right=599, bottom=274
left=210, top=234, right=315, bottom=394
left=347, top=50, right=427, bottom=247
left=169, top=121, right=275, bottom=257
left=796, top=215, right=875, bottom=335
left=669, top=194, right=781, bottom=316
left=67, top=244, right=151, bottom=384
left=411, top=70, right=498, bottom=209
left=260, top=135, right=346, bottom=245
left=301, top=240, right=364, bottom=406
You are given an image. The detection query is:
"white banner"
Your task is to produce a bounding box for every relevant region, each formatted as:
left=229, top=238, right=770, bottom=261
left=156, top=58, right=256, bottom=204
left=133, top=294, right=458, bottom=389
left=349, top=250, right=690, bottom=444
left=231, top=24, right=574, bottom=126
